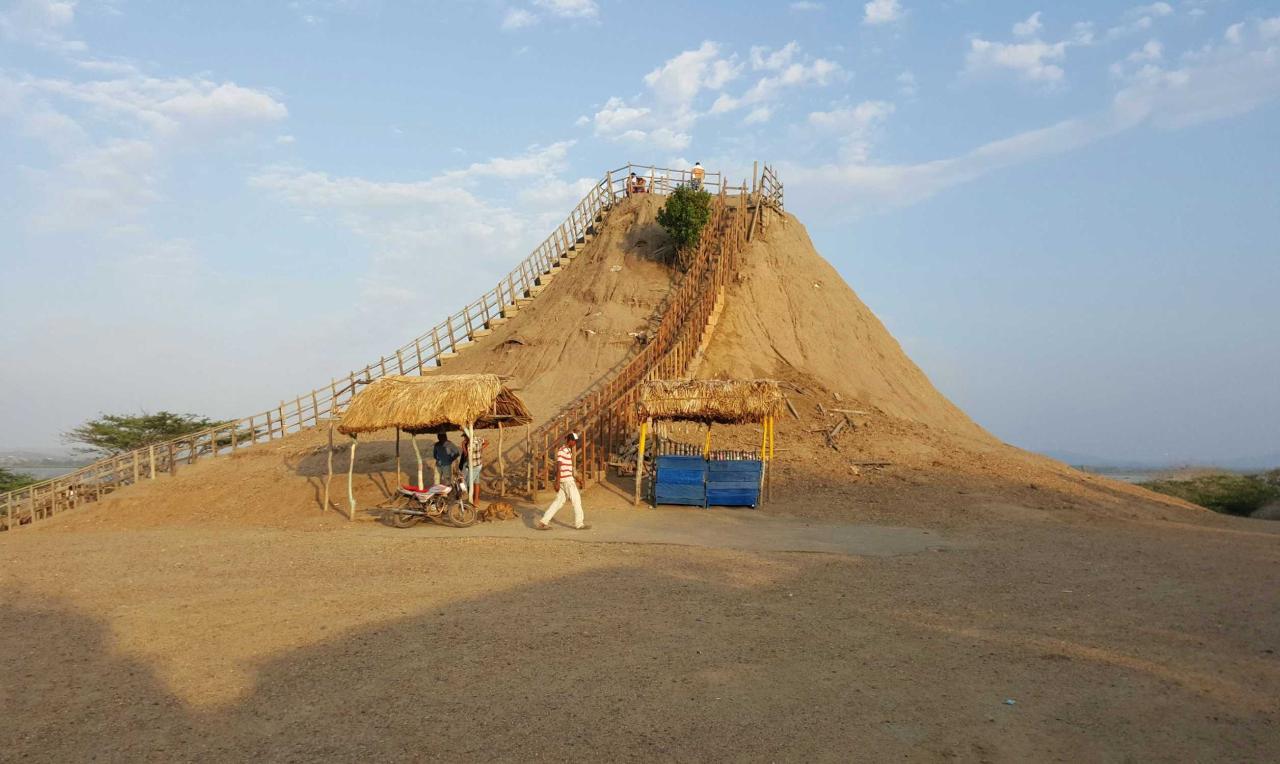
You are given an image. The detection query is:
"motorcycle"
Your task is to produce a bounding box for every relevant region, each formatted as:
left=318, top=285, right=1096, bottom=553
left=380, top=476, right=478, bottom=529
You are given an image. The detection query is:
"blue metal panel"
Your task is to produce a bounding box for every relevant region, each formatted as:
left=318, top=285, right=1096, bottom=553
left=654, top=455, right=708, bottom=506
left=706, top=459, right=762, bottom=507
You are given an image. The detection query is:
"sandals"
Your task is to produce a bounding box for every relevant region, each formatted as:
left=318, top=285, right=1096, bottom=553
left=534, top=521, right=551, bottom=530
left=573, top=524, right=592, bottom=531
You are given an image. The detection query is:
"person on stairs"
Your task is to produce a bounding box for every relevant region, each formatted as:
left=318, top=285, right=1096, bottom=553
left=536, top=432, right=590, bottom=530
left=690, top=161, right=705, bottom=191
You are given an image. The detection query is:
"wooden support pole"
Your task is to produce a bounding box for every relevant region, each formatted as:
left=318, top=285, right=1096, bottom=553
left=497, top=423, right=506, bottom=496
left=132, top=451, right=140, bottom=484
left=395, top=428, right=403, bottom=487
left=149, top=445, right=156, bottom=479
left=525, top=424, right=532, bottom=494
left=703, top=424, right=712, bottom=458
left=634, top=418, right=650, bottom=507
left=411, top=433, right=424, bottom=489
left=323, top=420, right=334, bottom=513
left=347, top=436, right=358, bottom=520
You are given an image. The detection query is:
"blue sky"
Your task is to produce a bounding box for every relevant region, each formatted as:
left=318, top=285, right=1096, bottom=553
left=1, top=0, right=1277, bottom=465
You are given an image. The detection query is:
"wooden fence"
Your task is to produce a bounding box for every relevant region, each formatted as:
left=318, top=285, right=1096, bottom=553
left=1, top=162, right=781, bottom=531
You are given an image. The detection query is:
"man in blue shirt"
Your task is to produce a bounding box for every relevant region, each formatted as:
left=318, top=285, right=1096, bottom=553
left=432, top=432, right=461, bottom=485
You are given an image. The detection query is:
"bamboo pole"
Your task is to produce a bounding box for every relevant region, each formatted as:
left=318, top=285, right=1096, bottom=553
left=323, top=420, right=334, bottom=512
left=525, top=424, right=532, bottom=494
left=347, top=436, right=358, bottom=520
left=703, top=424, right=712, bottom=458
left=411, top=433, right=424, bottom=488
left=497, top=423, right=506, bottom=496
left=634, top=418, right=650, bottom=507
left=149, top=445, right=156, bottom=479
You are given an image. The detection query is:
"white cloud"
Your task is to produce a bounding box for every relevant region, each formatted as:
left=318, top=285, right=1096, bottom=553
left=1013, top=11, right=1043, bottom=38
left=789, top=1, right=823, bottom=11
left=1107, top=2, right=1175, bottom=39
left=1259, top=17, right=1280, bottom=40
left=502, top=8, right=536, bottom=30
left=0, top=0, right=84, bottom=52
left=711, top=47, right=841, bottom=114
left=252, top=142, right=589, bottom=308
left=532, top=0, right=598, bottom=19
left=750, top=41, right=800, bottom=71
left=808, top=100, right=895, bottom=161
left=743, top=106, right=772, bottom=124
left=1130, top=3, right=1173, bottom=19
left=445, top=140, right=574, bottom=180
left=897, top=70, right=918, bottom=98
left=1223, top=23, right=1244, bottom=45
left=966, top=38, right=1068, bottom=84
left=3, top=70, right=287, bottom=232
left=790, top=21, right=1280, bottom=217
left=863, top=0, right=903, bottom=26
left=643, top=41, right=741, bottom=112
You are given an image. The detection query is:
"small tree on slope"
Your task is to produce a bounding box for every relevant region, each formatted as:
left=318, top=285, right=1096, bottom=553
left=656, top=187, right=713, bottom=257
left=64, top=412, right=225, bottom=456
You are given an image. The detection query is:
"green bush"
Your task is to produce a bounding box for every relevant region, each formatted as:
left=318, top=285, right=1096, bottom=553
left=656, top=186, right=713, bottom=252
left=1141, top=474, right=1280, bottom=517
left=0, top=467, right=36, bottom=493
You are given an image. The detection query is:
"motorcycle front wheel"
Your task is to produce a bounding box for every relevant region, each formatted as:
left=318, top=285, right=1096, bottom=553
left=446, top=500, right=478, bottom=528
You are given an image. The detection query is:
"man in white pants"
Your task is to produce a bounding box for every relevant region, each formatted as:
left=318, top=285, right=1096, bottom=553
left=536, top=433, right=590, bottom=530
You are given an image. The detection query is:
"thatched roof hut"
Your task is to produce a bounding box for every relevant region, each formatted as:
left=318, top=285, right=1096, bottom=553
left=638, top=379, right=783, bottom=424
left=338, top=374, right=531, bottom=435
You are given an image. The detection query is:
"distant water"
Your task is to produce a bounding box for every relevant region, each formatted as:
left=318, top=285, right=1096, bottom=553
left=14, top=466, right=78, bottom=481
left=1076, top=469, right=1160, bottom=484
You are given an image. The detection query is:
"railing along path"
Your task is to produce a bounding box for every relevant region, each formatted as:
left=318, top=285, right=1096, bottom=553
left=1, top=162, right=781, bottom=529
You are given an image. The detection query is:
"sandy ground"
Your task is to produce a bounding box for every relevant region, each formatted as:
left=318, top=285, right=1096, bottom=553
left=3, top=503, right=1278, bottom=762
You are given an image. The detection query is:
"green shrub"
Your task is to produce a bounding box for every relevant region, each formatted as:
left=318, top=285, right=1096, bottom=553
left=1141, top=474, right=1280, bottom=517
left=0, top=467, right=36, bottom=493
left=656, top=186, right=713, bottom=252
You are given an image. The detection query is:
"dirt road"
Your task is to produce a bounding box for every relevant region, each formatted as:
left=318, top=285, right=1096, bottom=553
left=3, top=508, right=1278, bottom=761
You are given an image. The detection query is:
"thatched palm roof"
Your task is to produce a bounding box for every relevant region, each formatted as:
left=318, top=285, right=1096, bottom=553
left=338, top=374, right=531, bottom=435
left=638, top=379, right=783, bottom=424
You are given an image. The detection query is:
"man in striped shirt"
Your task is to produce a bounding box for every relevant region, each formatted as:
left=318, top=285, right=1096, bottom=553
left=535, top=432, right=589, bottom=530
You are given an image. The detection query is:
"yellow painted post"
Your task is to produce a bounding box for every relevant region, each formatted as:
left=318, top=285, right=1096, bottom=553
left=703, top=424, right=712, bottom=458
left=633, top=418, right=649, bottom=506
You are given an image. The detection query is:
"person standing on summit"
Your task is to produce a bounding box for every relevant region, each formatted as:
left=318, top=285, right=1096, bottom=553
left=535, top=433, right=589, bottom=530
left=690, top=162, right=705, bottom=191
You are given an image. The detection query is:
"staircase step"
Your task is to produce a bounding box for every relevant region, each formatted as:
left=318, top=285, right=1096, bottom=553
left=471, top=328, right=493, bottom=338
left=488, top=316, right=509, bottom=327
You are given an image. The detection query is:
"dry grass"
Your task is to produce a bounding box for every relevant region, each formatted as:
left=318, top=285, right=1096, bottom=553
left=339, top=374, right=531, bottom=435
left=639, top=378, right=783, bottom=424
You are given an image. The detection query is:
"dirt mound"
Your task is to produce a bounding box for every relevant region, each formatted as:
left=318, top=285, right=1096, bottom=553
left=690, top=211, right=1201, bottom=526
left=701, top=213, right=985, bottom=438
left=39, top=199, right=1207, bottom=534
left=422, top=194, right=676, bottom=425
